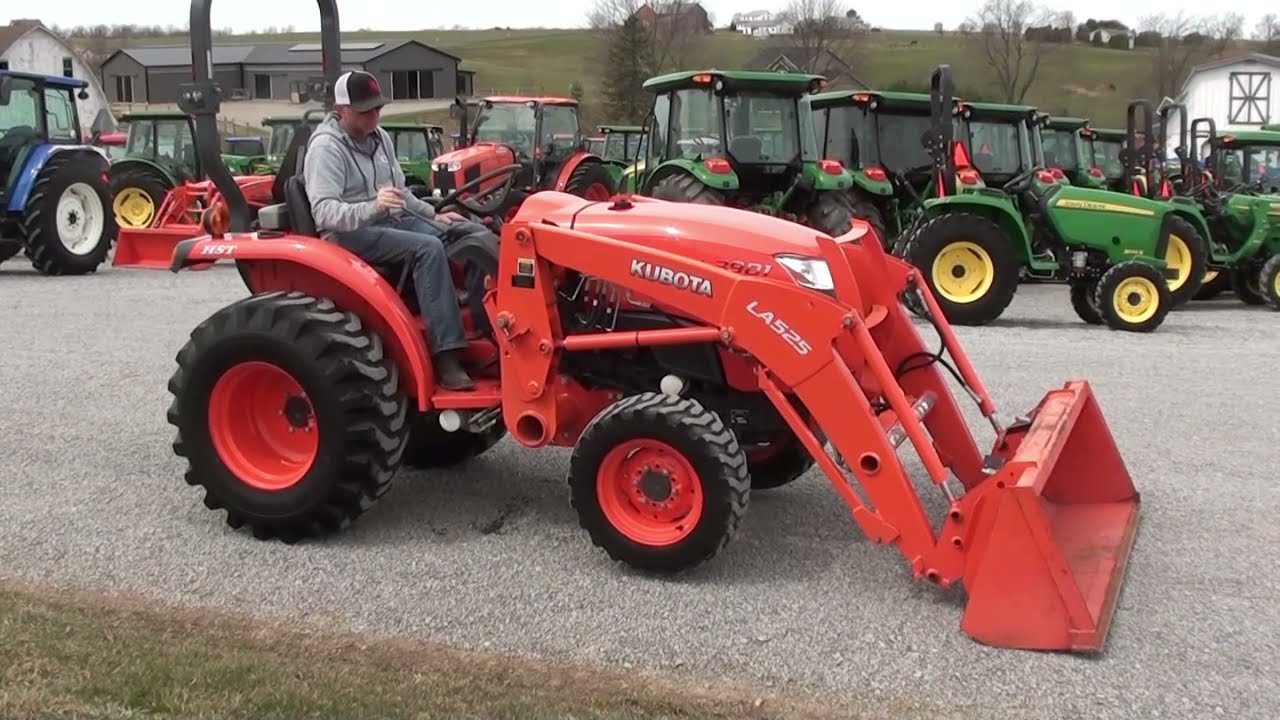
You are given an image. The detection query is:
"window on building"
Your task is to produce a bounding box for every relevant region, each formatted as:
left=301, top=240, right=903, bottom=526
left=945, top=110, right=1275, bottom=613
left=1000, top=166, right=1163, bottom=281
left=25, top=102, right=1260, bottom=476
left=390, top=70, right=436, bottom=100
left=114, top=75, right=134, bottom=103
left=62, top=57, right=74, bottom=77
left=0, top=60, right=9, bottom=70
left=1229, top=72, right=1271, bottom=125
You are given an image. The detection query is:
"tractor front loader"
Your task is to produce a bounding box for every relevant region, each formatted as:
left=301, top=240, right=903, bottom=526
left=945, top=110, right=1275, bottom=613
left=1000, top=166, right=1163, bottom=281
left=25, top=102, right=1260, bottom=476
left=160, top=0, right=1143, bottom=655
left=627, top=70, right=857, bottom=237
left=894, top=66, right=1196, bottom=331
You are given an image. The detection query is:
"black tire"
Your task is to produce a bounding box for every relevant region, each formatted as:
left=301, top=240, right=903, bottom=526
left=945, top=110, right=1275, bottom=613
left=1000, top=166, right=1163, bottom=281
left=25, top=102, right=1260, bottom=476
left=402, top=409, right=505, bottom=469
left=1259, top=254, right=1280, bottom=310
left=562, top=160, right=616, bottom=200
left=901, top=212, right=1020, bottom=325
left=167, top=291, right=411, bottom=543
left=650, top=172, right=725, bottom=205
left=568, top=392, right=749, bottom=574
left=109, top=165, right=172, bottom=229
left=845, top=188, right=889, bottom=248
left=1162, top=215, right=1207, bottom=307
left=1192, top=269, right=1229, bottom=300
left=21, top=151, right=115, bottom=276
left=805, top=191, right=854, bottom=236
left=744, top=435, right=813, bottom=490
left=1094, top=261, right=1171, bottom=333
left=1231, top=261, right=1267, bottom=305
left=1069, top=279, right=1103, bottom=325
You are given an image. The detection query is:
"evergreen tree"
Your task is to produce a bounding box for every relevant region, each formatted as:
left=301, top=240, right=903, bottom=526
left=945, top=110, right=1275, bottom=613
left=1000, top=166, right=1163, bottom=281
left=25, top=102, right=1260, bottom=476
left=603, top=15, right=656, bottom=123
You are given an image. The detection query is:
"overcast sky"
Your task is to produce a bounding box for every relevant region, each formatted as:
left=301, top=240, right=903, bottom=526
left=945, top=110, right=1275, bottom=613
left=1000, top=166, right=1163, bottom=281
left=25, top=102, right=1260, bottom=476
left=4, top=0, right=1275, bottom=35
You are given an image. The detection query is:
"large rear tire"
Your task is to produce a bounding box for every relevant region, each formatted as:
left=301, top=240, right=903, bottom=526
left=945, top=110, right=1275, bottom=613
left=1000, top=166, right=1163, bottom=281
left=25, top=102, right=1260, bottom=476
left=845, top=189, right=888, bottom=247
left=805, top=191, right=854, bottom=236
left=568, top=392, right=749, bottom=574
left=562, top=160, right=617, bottom=202
left=901, top=212, right=1020, bottom=325
left=650, top=172, right=725, bottom=205
left=22, top=151, right=115, bottom=276
left=1162, top=216, right=1207, bottom=307
left=167, top=291, right=410, bottom=543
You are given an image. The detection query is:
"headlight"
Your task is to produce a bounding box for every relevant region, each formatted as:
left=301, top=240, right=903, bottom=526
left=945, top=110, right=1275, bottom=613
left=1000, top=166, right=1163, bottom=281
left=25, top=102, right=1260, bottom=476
left=776, top=255, right=834, bottom=291
left=434, top=161, right=462, bottom=173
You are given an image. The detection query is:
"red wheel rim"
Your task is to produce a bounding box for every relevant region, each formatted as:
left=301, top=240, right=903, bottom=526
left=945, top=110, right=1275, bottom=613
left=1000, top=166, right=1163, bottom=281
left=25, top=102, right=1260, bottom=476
left=207, top=361, right=318, bottom=491
left=583, top=182, right=611, bottom=201
left=596, top=439, right=703, bottom=546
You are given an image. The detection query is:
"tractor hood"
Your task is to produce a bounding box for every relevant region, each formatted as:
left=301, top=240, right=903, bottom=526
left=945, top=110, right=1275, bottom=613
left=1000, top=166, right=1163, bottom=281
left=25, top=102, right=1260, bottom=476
left=512, top=192, right=873, bottom=292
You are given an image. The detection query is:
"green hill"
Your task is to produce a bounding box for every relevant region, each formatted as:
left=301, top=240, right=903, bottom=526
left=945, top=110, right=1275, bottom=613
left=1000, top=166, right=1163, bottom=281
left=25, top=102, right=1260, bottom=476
left=113, top=27, right=1257, bottom=128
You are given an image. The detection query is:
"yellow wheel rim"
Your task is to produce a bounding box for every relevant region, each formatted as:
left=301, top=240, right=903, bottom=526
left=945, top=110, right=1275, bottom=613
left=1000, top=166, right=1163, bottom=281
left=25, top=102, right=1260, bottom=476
left=1203, top=269, right=1219, bottom=284
left=113, top=188, right=155, bottom=228
left=1274, top=269, right=1280, bottom=297
left=1164, top=235, right=1193, bottom=291
left=931, top=241, right=995, bottom=303
left=1112, top=276, right=1160, bottom=323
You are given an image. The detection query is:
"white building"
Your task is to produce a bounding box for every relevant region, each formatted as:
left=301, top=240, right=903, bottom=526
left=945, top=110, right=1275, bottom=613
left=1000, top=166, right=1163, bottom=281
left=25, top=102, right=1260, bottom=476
left=0, top=19, right=114, bottom=136
left=731, top=10, right=791, bottom=37
left=1163, top=53, right=1280, bottom=156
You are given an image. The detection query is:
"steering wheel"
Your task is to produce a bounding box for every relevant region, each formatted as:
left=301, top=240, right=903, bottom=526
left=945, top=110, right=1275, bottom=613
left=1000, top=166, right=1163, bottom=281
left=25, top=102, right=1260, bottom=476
left=433, top=162, right=524, bottom=218
left=1001, top=166, right=1039, bottom=193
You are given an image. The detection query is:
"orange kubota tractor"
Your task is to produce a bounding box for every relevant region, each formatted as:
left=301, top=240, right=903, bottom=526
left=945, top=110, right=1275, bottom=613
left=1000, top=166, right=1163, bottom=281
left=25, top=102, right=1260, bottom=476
left=161, top=0, right=1143, bottom=654
left=429, top=94, right=617, bottom=226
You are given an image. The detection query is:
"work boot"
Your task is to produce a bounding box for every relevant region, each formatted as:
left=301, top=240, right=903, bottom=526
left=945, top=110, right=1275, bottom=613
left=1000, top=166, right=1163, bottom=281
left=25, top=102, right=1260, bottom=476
left=434, top=350, right=475, bottom=391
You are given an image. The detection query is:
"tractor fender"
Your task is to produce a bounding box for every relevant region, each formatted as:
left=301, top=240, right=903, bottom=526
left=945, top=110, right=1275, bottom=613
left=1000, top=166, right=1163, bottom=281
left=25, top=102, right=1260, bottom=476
left=643, top=158, right=740, bottom=193
left=170, top=234, right=435, bottom=410
left=921, top=192, right=1033, bottom=263
left=848, top=168, right=895, bottom=197
left=551, top=152, right=603, bottom=190
left=1164, top=203, right=1212, bottom=250
left=109, top=157, right=174, bottom=184
left=6, top=146, right=109, bottom=212
left=801, top=160, right=854, bottom=192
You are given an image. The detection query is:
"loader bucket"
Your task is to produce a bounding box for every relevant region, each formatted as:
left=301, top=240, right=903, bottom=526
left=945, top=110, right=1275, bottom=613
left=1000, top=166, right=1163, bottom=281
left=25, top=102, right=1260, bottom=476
left=112, top=226, right=203, bottom=269
left=959, top=380, right=1140, bottom=653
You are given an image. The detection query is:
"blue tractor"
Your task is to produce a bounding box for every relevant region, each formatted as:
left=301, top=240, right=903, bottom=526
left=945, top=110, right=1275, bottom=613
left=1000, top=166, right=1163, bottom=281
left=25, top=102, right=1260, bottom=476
left=0, top=70, right=115, bottom=274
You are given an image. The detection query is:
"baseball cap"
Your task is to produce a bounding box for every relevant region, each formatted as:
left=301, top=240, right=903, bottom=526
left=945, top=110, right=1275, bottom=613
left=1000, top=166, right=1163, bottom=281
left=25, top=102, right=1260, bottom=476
left=334, top=71, right=390, bottom=112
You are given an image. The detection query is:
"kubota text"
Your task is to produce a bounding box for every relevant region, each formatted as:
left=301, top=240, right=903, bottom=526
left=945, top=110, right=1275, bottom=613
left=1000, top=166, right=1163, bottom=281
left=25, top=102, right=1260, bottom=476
left=629, top=259, right=713, bottom=297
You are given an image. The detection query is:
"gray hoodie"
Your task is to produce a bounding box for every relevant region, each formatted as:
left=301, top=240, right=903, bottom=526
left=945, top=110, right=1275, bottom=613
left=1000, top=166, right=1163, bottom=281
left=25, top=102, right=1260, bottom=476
left=301, top=111, right=437, bottom=234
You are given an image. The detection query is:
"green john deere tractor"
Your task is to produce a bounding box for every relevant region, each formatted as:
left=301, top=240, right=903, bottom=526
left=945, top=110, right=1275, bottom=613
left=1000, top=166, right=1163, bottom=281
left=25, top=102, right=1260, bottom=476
left=221, top=135, right=268, bottom=174
left=108, top=111, right=268, bottom=228
left=623, top=69, right=857, bottom=237
left=805, top=88, right=938, bottom=245
left=891, top=65, right=1202, bottom=331
left=383, top=121, right=445, bottom=193
left=1160, top=107, right=1280, bottom=307
left=592, top=124, right=644, bottom=184
left=1084, top=126, right=1127, bottom=191
left=1042, top=116, right=1108, bottom=189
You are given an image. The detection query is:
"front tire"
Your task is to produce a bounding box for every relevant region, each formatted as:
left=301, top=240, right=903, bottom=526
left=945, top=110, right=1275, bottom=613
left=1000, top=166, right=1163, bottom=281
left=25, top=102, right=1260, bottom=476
left=1231, top=261, right=1267, bottom=305
left=109, top=166, right=171, bottom=229
left=902, top=212, right=1020, bottom=325
left=1069, top=279, right=1103, bottom=325
left=21, top=152, right=115, bottom=275
left=1095, top=261, right=1171, bottom=332
left=1259, top=254, right=1280, bottom=310
left=167, top=291, right=410, bottom=543
left=568, top=393, right=749, bottom=574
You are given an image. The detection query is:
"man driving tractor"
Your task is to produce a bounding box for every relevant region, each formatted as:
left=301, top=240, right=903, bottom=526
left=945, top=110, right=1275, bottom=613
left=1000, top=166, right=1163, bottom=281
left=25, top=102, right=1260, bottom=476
left=303, top=70, right=485, bottom=390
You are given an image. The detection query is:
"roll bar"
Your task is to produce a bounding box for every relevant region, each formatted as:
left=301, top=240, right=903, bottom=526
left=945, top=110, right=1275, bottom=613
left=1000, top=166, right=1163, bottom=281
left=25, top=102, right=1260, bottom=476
left=178, top=0, right=342, bottom=233
left=928, top=64, right=957, bottom=197
left=1123, top=99, right=1156, bottom=198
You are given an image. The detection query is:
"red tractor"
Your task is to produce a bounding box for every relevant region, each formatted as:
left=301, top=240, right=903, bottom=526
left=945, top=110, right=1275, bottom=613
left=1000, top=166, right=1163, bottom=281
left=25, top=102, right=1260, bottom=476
left=162, top=0, right=1145, bottom=656
left=430, top=95, right=616, bottom=224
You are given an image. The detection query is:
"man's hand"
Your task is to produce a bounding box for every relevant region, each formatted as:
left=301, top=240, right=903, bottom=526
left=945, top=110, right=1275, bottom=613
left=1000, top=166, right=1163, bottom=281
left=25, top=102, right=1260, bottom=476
left=435, top=211, right=466, bottom=224
left=375, top=186, right=405, bottom=212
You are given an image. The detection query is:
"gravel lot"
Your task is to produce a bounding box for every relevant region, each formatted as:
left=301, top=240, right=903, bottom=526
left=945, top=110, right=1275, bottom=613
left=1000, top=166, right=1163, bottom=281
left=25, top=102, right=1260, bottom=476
left=2, top=263, right=1277, bottom=719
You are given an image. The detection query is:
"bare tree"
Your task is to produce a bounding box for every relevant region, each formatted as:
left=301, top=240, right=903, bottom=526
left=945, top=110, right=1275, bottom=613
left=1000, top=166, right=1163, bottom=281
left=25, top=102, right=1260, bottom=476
left=770, top=0, right=867, bottom=81
left=1256, top=13, right=1280, bottom=53
left=1138, top=11, right=1242, bottom=101
left=966, top=0, right=1057, bottom=103
left=587, top=0, right=710, bottom=74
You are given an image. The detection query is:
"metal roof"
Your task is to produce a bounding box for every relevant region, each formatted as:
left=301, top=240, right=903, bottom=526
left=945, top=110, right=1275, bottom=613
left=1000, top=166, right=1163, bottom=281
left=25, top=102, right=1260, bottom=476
left=110, top=39, right=458, bottom=68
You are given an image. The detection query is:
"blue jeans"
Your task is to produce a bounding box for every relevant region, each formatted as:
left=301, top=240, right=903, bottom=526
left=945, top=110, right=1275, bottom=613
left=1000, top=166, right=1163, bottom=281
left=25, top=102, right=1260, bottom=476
left=333, top=213, right=485, bottom=356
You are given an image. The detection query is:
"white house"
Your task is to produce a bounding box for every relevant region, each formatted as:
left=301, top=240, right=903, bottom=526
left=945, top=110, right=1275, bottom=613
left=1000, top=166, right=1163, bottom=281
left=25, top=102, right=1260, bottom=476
left=0, top=19, right=114, bottom=136
left=1089, top=28, right=1136, bottom=50
left=731, top=10, right=791, bottom=37
left=1163, top=53, right=1280, bottom=157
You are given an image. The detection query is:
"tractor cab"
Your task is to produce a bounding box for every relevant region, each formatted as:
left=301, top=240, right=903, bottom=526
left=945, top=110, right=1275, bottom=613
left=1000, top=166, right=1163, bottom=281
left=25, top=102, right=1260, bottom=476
left=953, top=102, right=1056, bottom=191
left=430, top=95, right=614, bottom=220
left=1042, top=116, right=1107, bottom=188
left=382, top=121, right=445, bottom=192
left=1203, top=129, right=1280, bottom=194
left=597, top=124, right=644, bottom=163
left=0, top=71, right=92, bottom=205
left=221, top=135, right=268, bottom=174
left=629, top=69, right=855, bottom=236
left=117, top=111, right=204, bottom=183
left=262, top=114, right=324, bottom=172
left=1085, top=127, right=1126, bottom=191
